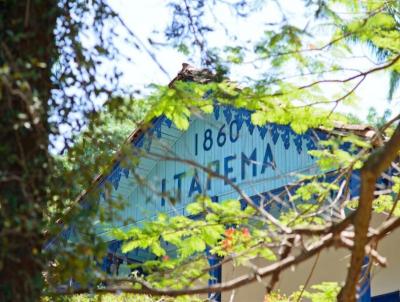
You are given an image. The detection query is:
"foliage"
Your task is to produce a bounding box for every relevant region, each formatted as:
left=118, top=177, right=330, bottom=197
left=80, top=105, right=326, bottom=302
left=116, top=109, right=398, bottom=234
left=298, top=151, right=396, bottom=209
left=42, top=294, right=204, bottom=302
left=267, top=282, right=340, bottom=302
left=366, top=107, right=392, bottom=128
left=0, top=0, right=147, bottom=300
left=1, top=0, right=400, bottom=302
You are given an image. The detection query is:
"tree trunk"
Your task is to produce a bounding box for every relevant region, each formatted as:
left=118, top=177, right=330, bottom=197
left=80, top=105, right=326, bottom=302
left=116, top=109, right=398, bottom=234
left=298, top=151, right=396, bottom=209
left=0, top=1, right=57, bottom=301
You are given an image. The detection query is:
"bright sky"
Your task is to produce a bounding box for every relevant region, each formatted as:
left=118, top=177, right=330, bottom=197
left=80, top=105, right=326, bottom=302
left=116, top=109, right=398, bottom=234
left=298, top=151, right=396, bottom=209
left=107, top=0, right=399, bottom=120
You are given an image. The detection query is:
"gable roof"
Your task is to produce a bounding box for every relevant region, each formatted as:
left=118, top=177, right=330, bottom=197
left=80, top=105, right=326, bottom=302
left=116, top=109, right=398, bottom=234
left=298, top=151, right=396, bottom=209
left=55, top=63, right=381, bottom=224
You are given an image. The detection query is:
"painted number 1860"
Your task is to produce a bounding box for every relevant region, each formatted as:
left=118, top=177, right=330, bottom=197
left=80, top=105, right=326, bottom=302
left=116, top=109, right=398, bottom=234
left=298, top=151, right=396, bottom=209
left=195, top=121, right=240, bottom=155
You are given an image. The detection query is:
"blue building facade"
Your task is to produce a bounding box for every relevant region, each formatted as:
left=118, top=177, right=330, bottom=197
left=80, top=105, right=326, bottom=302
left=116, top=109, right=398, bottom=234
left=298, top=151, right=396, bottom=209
left=50, top=84, right=399, bottom=301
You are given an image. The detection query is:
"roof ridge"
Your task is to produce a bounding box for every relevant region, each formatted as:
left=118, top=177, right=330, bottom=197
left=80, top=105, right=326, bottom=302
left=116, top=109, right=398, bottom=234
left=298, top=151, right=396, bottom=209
left=50, top=64, right=381, bottom=231
left=168, top=63, right=217, bottom=88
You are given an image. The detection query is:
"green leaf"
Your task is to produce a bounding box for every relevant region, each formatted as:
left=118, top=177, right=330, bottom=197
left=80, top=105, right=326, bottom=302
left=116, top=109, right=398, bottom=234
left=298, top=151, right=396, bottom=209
left=251, top=111, right=268, bottom=125
left=150, top=241, right=165, bottom=257
left=110, top=228, right=128, bottom=240
left=122, top=240, right=141, bottom=253
left=186, top=202, right=204, bottom=215
left=258, top=248, right=277, bottom=261
left=200, top=104, right=214, bottom=113
left=180, top=237, right=206, bottom=257
left=201, top=225, right=223, bottom=245
left=172, top=113, right=190, bottom=130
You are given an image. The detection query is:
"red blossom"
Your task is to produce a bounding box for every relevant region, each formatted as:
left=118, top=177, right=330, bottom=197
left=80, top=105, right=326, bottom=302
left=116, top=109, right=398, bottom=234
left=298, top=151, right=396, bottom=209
left=222, top=239, right=232, bottom=251
left=224, top=227, right=235, bottom=238
left=242, top=227, right=250, bottom=238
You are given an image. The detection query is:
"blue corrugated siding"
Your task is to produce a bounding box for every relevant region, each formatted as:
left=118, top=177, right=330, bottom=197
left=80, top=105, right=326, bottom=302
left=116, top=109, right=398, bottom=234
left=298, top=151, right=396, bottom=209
left=94, top=106, right=323, bottom=237
left=49, top=105, right=377, bottom=302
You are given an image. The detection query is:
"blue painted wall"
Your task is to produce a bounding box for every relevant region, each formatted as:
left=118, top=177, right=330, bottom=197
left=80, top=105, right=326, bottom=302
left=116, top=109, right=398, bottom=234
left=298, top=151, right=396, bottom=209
left=51, top=105, right=375, bottom=302
left=95, top=106, right=322, bottom=240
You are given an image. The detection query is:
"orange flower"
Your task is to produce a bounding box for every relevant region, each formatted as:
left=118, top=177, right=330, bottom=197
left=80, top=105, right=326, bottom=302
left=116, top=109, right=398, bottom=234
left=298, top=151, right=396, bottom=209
left=162, top=255, right=170, bottom=261
left=242, top=227, right=250, bottom=238
left=222, top=239, right=232, bottom=251
left=225, top=227, right=235, bottom=238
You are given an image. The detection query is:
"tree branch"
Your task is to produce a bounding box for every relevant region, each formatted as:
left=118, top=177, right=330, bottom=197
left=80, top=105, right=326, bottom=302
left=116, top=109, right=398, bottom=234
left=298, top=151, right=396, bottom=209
left=338, top=121, right=400, bottom=301
left=48, top=233, right=337, bottom=297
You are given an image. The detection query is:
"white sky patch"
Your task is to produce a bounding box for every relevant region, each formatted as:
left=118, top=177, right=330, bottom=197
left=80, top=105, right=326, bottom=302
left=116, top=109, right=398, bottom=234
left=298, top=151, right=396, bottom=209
left=106, top=0, right=399, bottom=120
